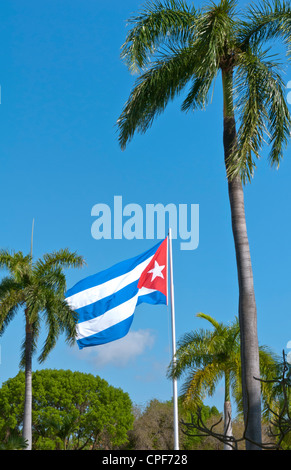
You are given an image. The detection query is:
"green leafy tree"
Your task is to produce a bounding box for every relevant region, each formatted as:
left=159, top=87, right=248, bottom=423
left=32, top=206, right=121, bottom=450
left=168, top=313, right=278, bottom=449
left=0, top=248, right=85, bottom=449
left=0, top=369, right=134, bottom=450
left=117, top=0, right=291, bottom=448
left=126, top=398, right=219, bottom=450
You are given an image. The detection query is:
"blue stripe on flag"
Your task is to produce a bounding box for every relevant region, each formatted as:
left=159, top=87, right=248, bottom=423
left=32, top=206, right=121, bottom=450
left=137, top=290, right=167, bottom=306
left=75, top=281, right=139, bottom=324
left=77, top=315, right=134, bottom=349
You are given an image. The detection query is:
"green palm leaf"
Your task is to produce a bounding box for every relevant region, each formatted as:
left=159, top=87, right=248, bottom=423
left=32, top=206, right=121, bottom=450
left=227, top=46, right=291, bottom=182
left=121, top=0, right=197, bottom=72
left=118, top=44, right=199, bottom=149
left=238, top=0, right=291, bottom=54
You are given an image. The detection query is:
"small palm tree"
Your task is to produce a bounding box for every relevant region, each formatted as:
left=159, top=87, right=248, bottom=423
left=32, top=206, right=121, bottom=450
left=0, top=433, right=28, bottom=450
left=117, top=0, right=291, bottom=448
left=0, top=248, right=85, bottom=450
left=42, top=413, right=78, bottom=450
left=168, top=313, right=278, bottom=450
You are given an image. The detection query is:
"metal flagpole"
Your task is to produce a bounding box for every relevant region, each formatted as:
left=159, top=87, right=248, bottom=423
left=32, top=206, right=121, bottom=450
left=168, top=228, right=179, bottom=451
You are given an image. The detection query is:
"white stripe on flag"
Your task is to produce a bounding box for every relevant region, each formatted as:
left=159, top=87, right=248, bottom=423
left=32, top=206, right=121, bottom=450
left=138, top=287, right=156, bottom=297
left=76, top=294, right=139, bottom=340
left=66, top=255, right=154, bottom=310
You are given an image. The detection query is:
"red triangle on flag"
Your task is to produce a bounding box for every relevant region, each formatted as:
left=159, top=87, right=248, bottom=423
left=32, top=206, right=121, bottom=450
left=137, top=237, right=168, bottom=299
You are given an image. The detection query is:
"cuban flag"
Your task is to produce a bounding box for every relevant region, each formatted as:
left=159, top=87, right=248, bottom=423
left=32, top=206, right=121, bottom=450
left=65, top=238, right=168, bottom=349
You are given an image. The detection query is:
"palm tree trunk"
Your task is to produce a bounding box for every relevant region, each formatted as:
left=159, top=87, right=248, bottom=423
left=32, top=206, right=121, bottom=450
left=22, top=312, right=33, bottom=450
left=224, top=401, right=233, bottom=450
left=222, top=68, right=262, bottom=450
left=224, top=371, right=233, bottom=450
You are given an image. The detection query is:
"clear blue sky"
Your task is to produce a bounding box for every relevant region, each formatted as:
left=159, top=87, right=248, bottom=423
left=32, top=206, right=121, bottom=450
left=0, top=0, right=290, bottom=413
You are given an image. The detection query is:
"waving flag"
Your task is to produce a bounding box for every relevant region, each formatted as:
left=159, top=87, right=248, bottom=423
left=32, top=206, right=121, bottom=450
left=66, top=238, right=168, bottom=349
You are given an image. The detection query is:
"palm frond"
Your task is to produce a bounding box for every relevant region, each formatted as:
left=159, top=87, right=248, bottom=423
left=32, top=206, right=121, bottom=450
left=0, top=250, right=31, bottom=281
left=238, top=0, right=291, bottom=54
left=58, top=301, right=78, bottom=346
left=37, top=296, right=62, bottom=364
left=34, top=249, right=85, bottom=278
left=118, top=44, right=198, bottom=149
left=227, top=46, right=291, bottom=182
left=196, top=312, right=222, bottom=330
left=193, top=0, right=238, bottom=71
left=181, top=70, right=217, bottom=111
left=121, top=0, right=197, bottom=72
left=168, top=328, right=214, bottom=380
left=182, top=363, right=223, bottom=408
left=0, top=277, right=24, bottom=334
left=35, top=266, right=67, bottom=296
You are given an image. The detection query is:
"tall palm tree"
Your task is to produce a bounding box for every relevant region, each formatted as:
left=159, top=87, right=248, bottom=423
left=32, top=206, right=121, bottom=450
left=117, top=0, right=291, bottom=448
left=0, top=248, right=85, bottom=450
left=168, top=313, right=278, bottom=450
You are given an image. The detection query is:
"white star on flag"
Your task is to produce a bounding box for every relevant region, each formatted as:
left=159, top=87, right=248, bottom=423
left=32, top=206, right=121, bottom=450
left=148, top=260, right=165, bottom=282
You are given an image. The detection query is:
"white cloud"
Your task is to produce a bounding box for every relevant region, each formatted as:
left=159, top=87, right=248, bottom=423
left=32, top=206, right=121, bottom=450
left=135, top=359, right=169, bottom=383
left=76, top=329, right=156, bottom=368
